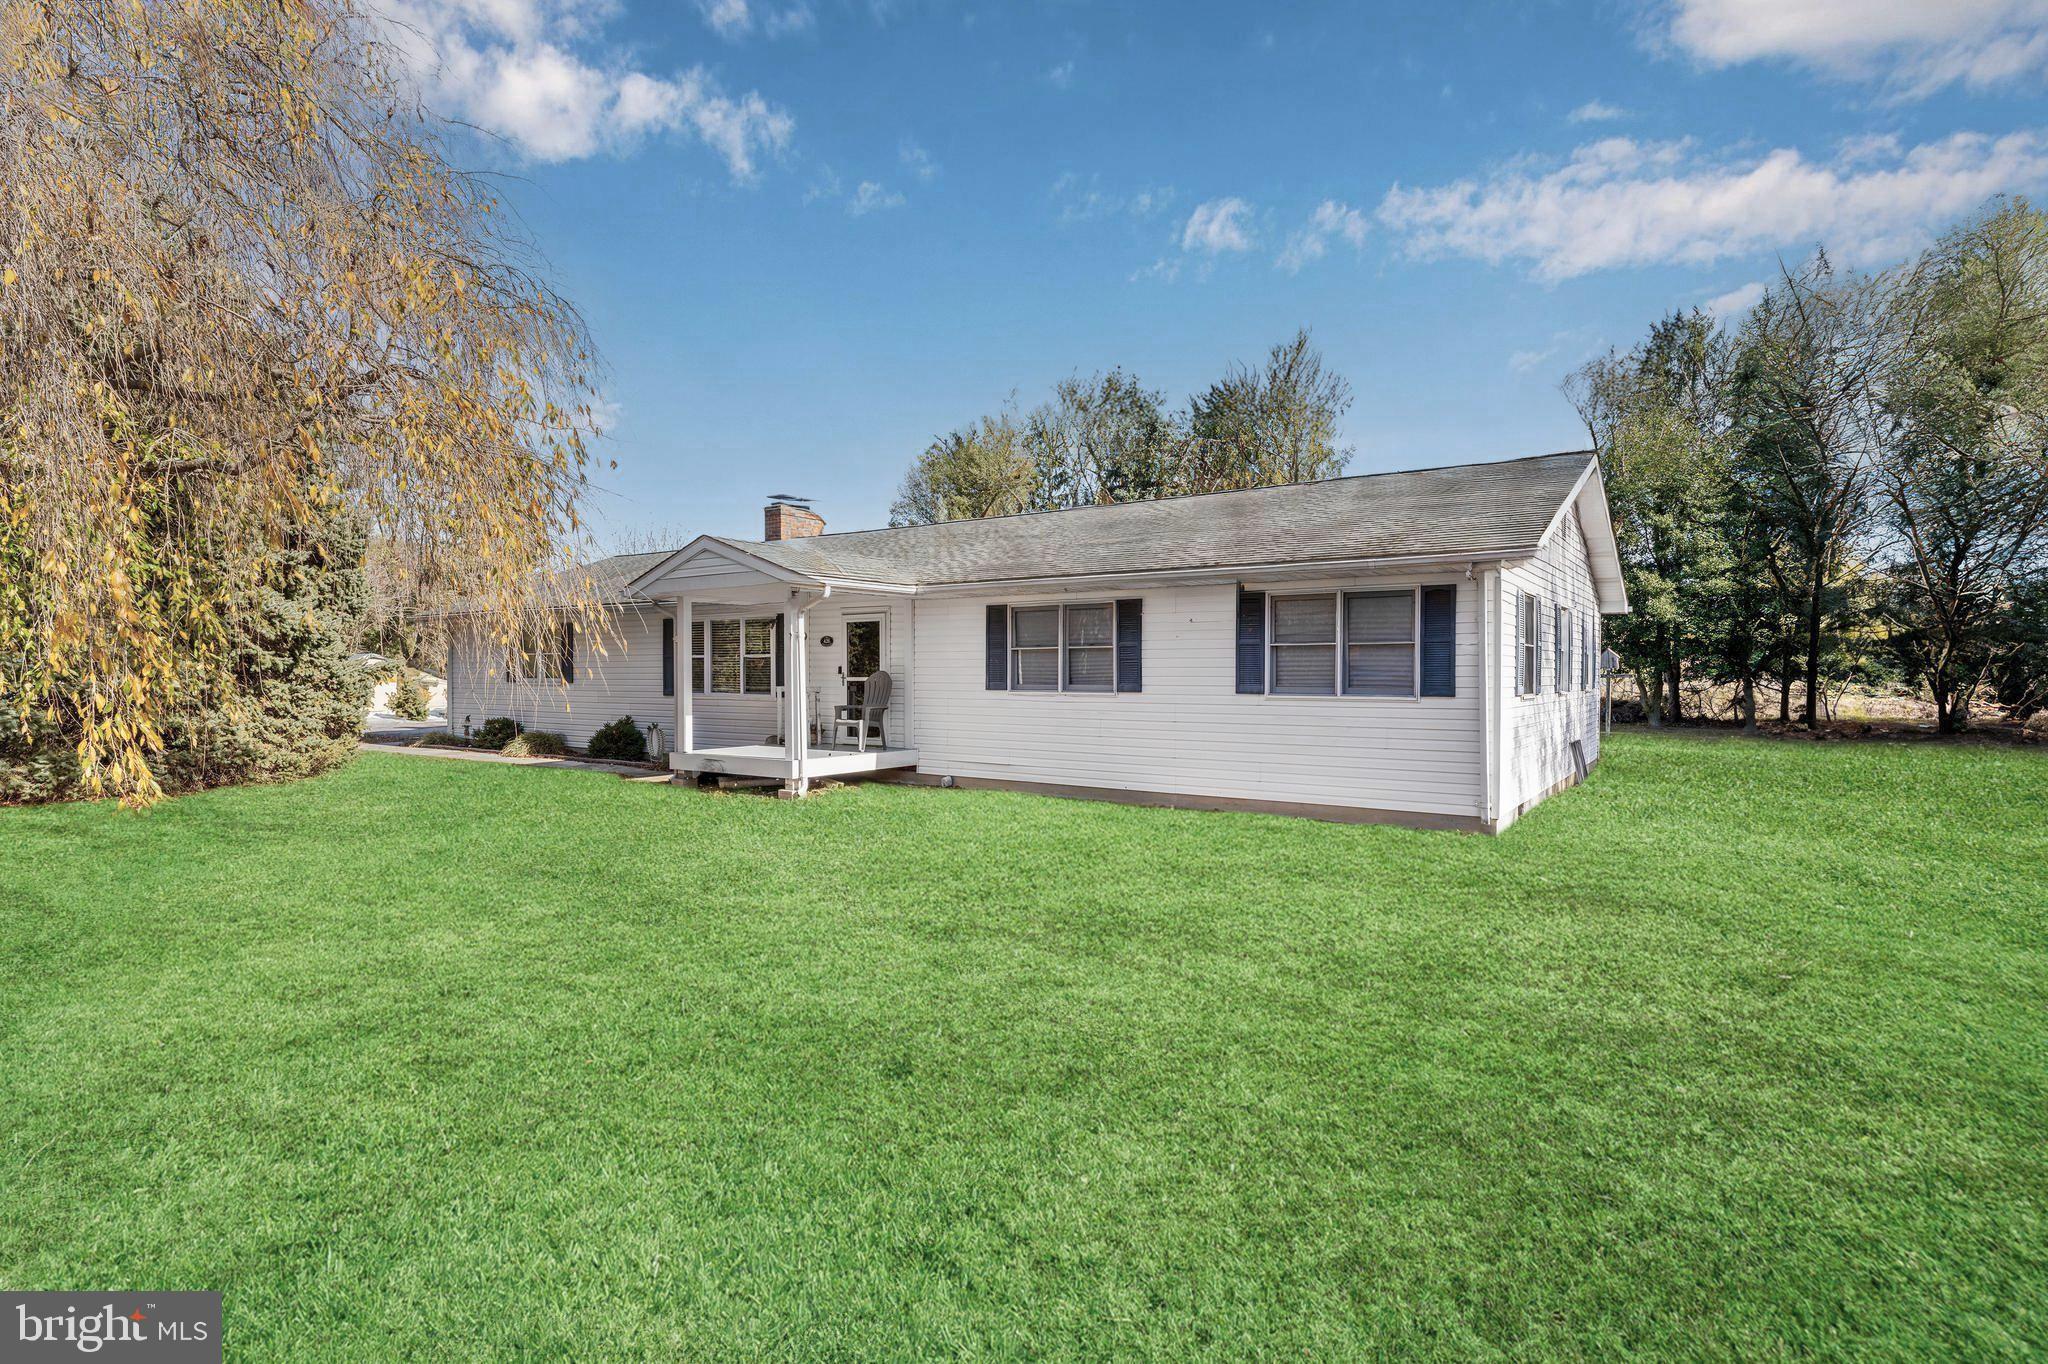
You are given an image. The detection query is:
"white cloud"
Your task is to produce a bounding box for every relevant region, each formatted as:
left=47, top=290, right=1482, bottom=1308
left=1046, top=60, right=1076, bottom=89
left=803, top=165, right=844, bottom=204
left=1705, top=280, right=1768, bottom=315
left=1376, top=130, right=2048, bottom=281
left=698, top=0, right=814, bottom=40
left=849, top=180, right=905, bottom=216
left=1276, top=199, right=1368, bottom=272
left=376, top=0, right=793, bottom=176
left=899, top=138, right=939, bottom=182
left=1508, top=346, right=1557, bottom=374
left=1181, top=197, right=1256, bottom=254
left=1130, top=257, right=1182, bottom=284
left=699, top=0, right=751, bottom=39
left=1659, top=0, right=2048, bottom=97
left=1049, top=172, right=1175, bottom=225
left=763, top=4, right=815, bottom=37
left=1568, top=99, right=1630, bottom=123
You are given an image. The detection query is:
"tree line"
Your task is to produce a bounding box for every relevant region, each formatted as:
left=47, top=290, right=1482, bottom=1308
left=890, top=329, right=1355, bottom=524
left=1568, top=199, right=2048, bottom=734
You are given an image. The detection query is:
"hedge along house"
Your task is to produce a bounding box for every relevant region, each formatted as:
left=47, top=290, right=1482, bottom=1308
left=444, top=450, right=1628, bottom=832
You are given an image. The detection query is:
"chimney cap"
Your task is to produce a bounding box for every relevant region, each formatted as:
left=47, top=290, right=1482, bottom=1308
left=767, top=492, right=813, bottom=507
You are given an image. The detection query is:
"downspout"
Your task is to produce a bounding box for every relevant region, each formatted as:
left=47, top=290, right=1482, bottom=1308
left=1480, top=565, right=1500, bottom=830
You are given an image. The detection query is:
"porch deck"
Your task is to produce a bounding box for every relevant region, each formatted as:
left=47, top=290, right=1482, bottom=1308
left=669, top=743, right=919, bottom=781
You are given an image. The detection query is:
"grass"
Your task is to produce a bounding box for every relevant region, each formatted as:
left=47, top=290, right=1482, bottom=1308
left=2, top=735, right=2044, bottom=1360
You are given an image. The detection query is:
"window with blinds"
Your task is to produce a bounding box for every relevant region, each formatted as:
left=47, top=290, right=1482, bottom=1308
left=700, top=617, right=775, bottom=695
left=1343, top=590, right=1416, bottom=696
left=1064, top=603, right=1114, bottom=692
left=1269, top=594, right=1339, bottom=695
left=1010, top=605, right=1061, bottom=690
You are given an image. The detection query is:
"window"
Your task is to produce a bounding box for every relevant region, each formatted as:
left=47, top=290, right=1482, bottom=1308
left=1006, top=603, right=1122, bottom=693
left=1244, top=589, right=1435, bottom=699
left=709, top=619, right=740, bottom=693
left=1517, top=593, right=1540, bottom=696
left=1555, top=605, right=1570, bottom=694
left=1343, top=591, right=1416, bottom=696
left=1269, top=594, right=1338, bottom=695
left=1065, top=603, right=1114, bottom=691
left=700, top=616, right=775, bottom=695
left=1579, top=619, right=1591, bottom=690
left=1011, top=605, right=1061, bottom=690
left=508, top=624, right=568, bottom=682
left=743, top=618, right=775, bottom=694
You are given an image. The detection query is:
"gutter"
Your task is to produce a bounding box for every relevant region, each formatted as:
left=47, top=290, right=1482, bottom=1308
left=909, top=547, right=1540, bottom=596
left=442, top=547, right=1545, bottom=612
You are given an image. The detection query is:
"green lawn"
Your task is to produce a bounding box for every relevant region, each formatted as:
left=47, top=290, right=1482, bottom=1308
left=2, top=736, right=2044, bottom=1360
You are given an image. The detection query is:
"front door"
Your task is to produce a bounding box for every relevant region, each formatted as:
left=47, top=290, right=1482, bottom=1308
left=840, top=616, right=884, bottom=741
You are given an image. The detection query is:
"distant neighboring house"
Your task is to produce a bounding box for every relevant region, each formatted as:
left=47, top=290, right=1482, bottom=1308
left=445, top=451, right=1627, bottom=832
left=352, top=654, right=446, bottom=718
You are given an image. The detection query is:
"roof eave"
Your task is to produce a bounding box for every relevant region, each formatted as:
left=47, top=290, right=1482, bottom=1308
left=911, top=547, right=1538, bottom=594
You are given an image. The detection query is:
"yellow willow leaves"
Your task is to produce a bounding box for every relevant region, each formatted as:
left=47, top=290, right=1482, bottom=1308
left=4, top=0, right=608, bottom=807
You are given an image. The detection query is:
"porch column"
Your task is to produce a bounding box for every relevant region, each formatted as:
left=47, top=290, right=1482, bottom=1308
left=782, top=599, right=809, bottom=795
left=677, top=594, right=693, bottom=761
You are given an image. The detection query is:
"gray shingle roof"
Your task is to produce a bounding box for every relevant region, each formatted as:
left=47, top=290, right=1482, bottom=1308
left=584, top=450, right=1597, bottom=597
left=579, top=549, right=676, bottom=602
left=721, top=450, right=1596, bottom=587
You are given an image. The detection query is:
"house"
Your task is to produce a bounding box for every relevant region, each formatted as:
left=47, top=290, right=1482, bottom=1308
left=445, top=450, right=1628, bottom=832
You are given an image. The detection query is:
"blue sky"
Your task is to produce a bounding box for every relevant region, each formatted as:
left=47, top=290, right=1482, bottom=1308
left=381, top=0, right=2048, bottom=543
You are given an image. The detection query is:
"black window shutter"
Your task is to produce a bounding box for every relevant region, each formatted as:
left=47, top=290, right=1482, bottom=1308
left=1420, top=586, right=1456, bottom=697
left=1115, top=598, right=1143, bottom=693
left=774, top=613, right=786, bottom=688
left=559, top=621, right=575, bottom=683
left=985, top=605, right=1009, bottom=690
left=1235, top=588, right=1266, bottom=694
left=661, top=617, right=675, bottom=697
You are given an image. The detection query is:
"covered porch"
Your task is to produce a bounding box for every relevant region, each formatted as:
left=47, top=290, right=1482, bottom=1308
left=670, top=742, right=918, bottom=782
left=625, top=537, right=917, bottom=795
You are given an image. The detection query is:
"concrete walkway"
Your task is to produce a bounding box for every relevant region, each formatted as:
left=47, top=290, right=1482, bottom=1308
left=357, top=741, right=673, bottom=781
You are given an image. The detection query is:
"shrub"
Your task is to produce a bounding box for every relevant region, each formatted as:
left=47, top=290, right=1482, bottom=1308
left=154, top=509, right=371, bottom=794
left=587, top=716, right=648, bottom=762
left=411, top=732, right=471, bottom=749
left=0, top=703, right=83, bottom=804
left=388, top=669, right=430, bottom=720
left=501, top=730, right=568, bottom=758
left=473, top=717, right=520, bottom=750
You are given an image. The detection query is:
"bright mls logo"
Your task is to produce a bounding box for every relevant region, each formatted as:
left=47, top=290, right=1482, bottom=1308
left=5, top=1294, right=220, bottom=1362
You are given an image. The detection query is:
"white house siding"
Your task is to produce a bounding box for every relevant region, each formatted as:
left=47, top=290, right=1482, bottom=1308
left=448, top=595, right=918, bottom=752
left=1497, top=506, right=1604, bottom=820
left=445, top=606, right=705, bottom=747
left=907, top=573, right=1486, bottom=819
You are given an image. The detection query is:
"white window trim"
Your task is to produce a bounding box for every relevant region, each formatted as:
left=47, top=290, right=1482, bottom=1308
left=1009, top=602, right=1118, bottom=694
left=695, top=613, right=780, bottom=697
left=1260, top=587, right=1422, bottom=701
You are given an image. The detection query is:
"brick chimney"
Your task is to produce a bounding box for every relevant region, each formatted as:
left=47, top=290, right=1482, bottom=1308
left=763, top=497, right=825, bottom=541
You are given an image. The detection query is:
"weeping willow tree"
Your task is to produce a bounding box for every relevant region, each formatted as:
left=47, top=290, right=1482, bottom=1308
left=1, top=0, right=609, bottom=803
